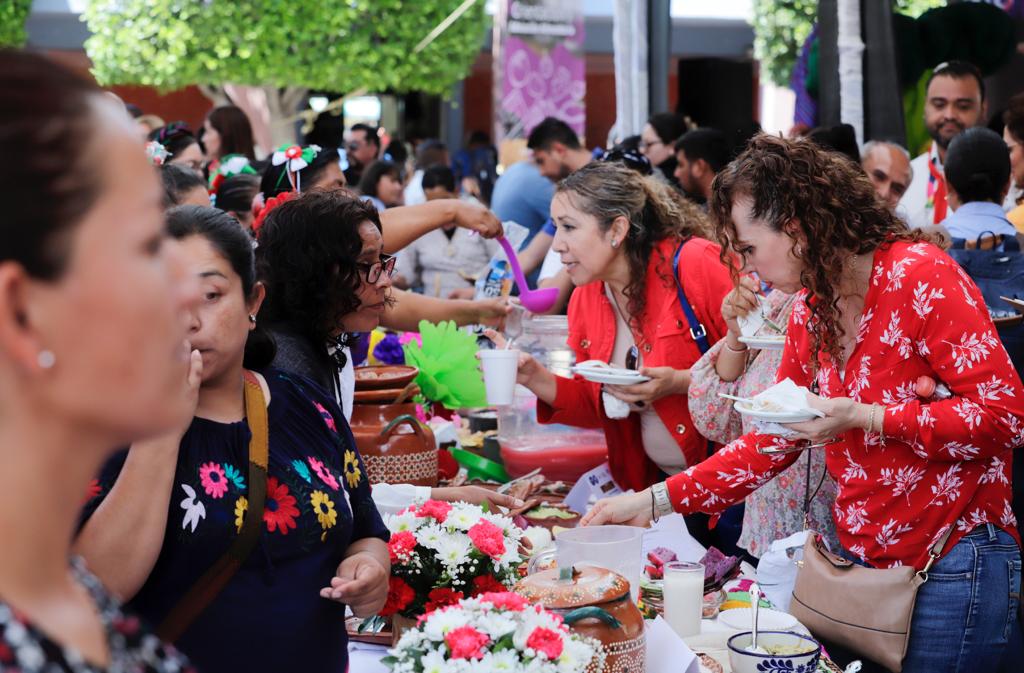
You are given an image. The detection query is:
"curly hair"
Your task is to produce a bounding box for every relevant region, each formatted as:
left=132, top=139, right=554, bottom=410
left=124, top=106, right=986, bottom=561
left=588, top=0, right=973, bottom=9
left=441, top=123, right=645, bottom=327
left=256, top=190, right=383, bottom=347
left=555, top=161, right=711, bottom=327
left=710, top=133, right=929, bottom=367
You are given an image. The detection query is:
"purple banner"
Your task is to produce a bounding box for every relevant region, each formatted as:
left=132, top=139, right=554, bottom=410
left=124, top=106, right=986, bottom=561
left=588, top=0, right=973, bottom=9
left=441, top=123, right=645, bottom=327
left=493, top=0, right=586, bottom=145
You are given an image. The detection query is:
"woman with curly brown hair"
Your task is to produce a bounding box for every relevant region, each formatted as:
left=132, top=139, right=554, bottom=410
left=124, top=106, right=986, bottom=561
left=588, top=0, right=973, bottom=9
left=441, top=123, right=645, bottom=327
left=513, top=161, right=733, bottom=493
left=583, top=134, right=1024, bottom=672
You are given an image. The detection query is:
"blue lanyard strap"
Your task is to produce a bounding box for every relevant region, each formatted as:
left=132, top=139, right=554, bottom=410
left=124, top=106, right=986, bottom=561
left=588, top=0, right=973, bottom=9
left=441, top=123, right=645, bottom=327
left=672, top=239, right=710, bottom=355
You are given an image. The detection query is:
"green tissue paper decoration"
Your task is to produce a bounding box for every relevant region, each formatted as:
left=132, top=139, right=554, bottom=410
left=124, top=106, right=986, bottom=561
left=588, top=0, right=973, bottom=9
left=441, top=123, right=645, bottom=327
left=402, top=321, right=487, bottom=410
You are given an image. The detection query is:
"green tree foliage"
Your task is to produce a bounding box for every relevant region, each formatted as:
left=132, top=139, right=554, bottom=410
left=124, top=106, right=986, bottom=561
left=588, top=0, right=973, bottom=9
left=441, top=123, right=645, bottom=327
left=0, top=0, right=32, bottom=48
left=753, top=0, right=946, bottom=87
left=83, top=0, right=487, bottom=96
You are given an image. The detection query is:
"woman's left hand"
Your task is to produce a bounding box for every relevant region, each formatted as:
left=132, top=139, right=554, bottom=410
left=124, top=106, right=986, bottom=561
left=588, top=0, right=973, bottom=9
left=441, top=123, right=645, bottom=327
left=603, top=366, right=688, bottom=405
left=320, top=552, right=389, bottom=616
left=783, top=393, right=870, bottom=444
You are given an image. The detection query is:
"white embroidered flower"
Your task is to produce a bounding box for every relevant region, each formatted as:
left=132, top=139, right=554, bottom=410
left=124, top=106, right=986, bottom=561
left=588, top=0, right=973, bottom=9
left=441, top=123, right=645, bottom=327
left=911, top=281, right=945, bottom=319
left=979, top=456, right=1010, bottom=485
left=179, top=483, right=206, bottom=533
left=928, top=464, right=964, bottom=506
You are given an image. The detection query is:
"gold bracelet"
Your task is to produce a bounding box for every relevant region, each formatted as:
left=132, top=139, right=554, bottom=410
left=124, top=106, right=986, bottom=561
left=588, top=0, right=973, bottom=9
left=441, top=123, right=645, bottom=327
left=724, top=341, right=748, bottom=354
left=867, top=403, right=876, bottom=434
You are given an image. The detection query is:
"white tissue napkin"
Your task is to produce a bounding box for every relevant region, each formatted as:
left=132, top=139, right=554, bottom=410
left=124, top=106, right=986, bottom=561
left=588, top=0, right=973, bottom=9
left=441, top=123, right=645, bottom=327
left=602, top=391, right=630, bottom=419
left=751, top=378, right=824, bottom=416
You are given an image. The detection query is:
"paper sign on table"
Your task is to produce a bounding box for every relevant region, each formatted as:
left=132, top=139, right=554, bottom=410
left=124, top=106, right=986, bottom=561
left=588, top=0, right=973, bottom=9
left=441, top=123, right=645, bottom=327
left=563, top=462, right=626, bottom=515
left=646, top=616, right=701, bottom=673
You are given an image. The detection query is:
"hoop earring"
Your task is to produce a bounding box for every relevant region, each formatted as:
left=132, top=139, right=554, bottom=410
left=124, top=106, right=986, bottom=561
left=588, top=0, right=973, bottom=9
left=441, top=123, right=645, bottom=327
left=37, top=350, right=56, bottom=369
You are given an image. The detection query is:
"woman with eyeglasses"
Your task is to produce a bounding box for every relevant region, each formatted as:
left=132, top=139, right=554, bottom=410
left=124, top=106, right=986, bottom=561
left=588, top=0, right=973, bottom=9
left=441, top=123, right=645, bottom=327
left=76, top=204, right=390, bottom=673
left=256, top=191, right=523, bottom=512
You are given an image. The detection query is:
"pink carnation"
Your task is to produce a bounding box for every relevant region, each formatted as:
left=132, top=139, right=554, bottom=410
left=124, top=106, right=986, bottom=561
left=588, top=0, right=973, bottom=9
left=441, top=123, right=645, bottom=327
left=416, top=499, right=452, bottom=523
left=479, top=591, right=528, bottom=612
left=445, top=625, right=490, bottom=660
left=467, top=519, right=506, bottom=559
left=527, top=626, right=564, bottom=660
left=387, top=530, right=417, bottom=563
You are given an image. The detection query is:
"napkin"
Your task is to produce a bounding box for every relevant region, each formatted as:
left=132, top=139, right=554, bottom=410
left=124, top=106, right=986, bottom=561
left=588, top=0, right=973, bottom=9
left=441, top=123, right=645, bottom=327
left=736, top=298, right=766, bottom=337
left=602, top=391, right=630, bottom=419
left=749, top=378, right=823, bottom=416
left=646, top=616, right=700, bottom=673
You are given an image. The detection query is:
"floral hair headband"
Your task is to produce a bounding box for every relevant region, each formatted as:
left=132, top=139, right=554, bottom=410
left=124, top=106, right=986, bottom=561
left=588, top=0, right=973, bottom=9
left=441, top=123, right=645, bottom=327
left=145, top=141, right=171, bottom=166
left=271, top=144, right=322, bottom=193
left=208, top=153, right=258, bottom=197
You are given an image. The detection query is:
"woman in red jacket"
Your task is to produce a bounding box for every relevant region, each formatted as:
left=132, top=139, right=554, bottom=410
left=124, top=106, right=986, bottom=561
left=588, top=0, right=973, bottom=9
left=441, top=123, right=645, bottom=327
left=582, top=135, right=1024, bottom=673
left=514, top=161, right=733, bottom=492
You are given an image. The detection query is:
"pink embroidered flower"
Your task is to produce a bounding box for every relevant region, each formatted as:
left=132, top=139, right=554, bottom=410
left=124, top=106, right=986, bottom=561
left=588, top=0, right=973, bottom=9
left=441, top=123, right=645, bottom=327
left=308, top=456, right=339, bottom=491
left=467, top=519, right=506, bottom=559
left=526, top=626, right=564, bottom=659
left=199, top=462, right=229, bottom=499
left=445, top=625, right=490, bottom=660
left=314, top=402, right=337, bottom=432
left=416, top=499, right=452, bottom=523
left=479, top=591, right=528, bottom=612
left=388, top=530, right=417, bottom=563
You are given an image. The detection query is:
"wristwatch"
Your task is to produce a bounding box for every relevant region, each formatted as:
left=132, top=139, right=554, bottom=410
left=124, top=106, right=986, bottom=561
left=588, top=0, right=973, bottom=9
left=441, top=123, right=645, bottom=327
left=651, top=482, right=675, bottom=517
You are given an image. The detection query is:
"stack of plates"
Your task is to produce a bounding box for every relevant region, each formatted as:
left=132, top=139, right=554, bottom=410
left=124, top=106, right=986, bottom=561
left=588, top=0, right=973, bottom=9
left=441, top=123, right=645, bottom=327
left=571, top=361, right=651, bottom=385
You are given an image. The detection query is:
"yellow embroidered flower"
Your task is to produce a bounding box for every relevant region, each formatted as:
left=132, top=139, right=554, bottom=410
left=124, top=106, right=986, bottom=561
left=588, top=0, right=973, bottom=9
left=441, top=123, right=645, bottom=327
left=311, top=490, right=337, bottom=530
left=234, top=496, right=248, bottom=533
left=343, top=449, right=362, bottom=488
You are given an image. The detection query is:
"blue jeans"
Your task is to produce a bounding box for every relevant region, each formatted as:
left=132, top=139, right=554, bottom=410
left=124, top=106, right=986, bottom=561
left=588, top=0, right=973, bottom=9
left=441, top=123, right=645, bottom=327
left=902, top=524, right=1021, bottom=673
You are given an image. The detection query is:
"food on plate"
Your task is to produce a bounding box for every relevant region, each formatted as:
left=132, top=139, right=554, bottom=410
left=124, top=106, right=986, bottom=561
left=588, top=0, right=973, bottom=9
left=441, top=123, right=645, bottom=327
left=701, top=547, right=742, bottom=592
left=644, top=546, right=679, bottom=579
left=522, top=502, right=581, bottom=530
left=746, top=397, right=784, bottom=412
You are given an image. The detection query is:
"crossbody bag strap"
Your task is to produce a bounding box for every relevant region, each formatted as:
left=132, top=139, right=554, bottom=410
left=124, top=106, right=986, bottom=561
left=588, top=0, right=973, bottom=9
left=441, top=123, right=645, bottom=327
left=671, top=239, right=710, bottom=355
left=156, top=370, right=270, bottom=643
left=918, top=524, right=957, bottom=578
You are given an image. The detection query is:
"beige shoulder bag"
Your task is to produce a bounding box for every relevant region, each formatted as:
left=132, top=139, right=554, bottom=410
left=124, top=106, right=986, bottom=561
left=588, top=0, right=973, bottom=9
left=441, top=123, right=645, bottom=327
left=789, top=526, right=953, bottom=673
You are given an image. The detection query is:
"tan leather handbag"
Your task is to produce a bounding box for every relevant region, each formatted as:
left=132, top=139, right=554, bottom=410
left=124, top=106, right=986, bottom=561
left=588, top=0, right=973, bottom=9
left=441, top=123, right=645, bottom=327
left=789, top=528, right=954, bottom=673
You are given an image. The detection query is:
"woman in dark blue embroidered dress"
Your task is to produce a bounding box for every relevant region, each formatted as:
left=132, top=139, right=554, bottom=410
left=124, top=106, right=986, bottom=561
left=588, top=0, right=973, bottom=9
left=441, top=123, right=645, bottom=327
left=76, top=205, right=390, bottom=673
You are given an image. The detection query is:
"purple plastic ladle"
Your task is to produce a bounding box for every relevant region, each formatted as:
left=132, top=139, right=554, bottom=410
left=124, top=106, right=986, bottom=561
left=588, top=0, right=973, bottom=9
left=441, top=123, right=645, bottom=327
left=496, top=235, right=559, bottom=313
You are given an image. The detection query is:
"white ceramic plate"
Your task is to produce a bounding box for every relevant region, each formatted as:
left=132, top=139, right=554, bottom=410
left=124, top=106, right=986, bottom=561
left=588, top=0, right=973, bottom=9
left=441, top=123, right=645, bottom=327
left=734, top=401, right=823, bottom=423
left=738, top=335, right=787, bottom=350
left=571, top=365, right=651, bottom=385
left=718, top=607, right=799, bottom=632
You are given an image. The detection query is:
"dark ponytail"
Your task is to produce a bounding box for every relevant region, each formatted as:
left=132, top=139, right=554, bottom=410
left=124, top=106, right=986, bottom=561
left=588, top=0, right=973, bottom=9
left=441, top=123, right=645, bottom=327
left=165, top=205, right=276, bottom=369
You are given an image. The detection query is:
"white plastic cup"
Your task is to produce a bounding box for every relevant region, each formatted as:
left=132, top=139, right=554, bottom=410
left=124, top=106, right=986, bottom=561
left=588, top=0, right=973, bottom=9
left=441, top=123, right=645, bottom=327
left=478, top=349, right=520, bottom=405
left=664, top=561, right=705, bottom=638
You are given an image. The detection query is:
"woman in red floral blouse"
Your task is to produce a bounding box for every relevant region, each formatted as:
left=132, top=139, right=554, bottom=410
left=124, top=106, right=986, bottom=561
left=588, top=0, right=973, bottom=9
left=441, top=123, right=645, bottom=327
left=582, top=135, right=1023, bottom=673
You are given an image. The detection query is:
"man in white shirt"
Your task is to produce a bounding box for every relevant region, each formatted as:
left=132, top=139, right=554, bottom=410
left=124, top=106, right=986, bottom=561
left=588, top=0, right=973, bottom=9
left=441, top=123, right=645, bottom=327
left=899, top=61, right=988, bottom=229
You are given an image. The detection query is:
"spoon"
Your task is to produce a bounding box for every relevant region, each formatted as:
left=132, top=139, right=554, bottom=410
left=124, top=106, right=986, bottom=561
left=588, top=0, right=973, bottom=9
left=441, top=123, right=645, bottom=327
left=496, top=236, right=558, bottom=313
left=750, top=582, right=766, bottom=654
left=718, top=393, right=757, bottom=405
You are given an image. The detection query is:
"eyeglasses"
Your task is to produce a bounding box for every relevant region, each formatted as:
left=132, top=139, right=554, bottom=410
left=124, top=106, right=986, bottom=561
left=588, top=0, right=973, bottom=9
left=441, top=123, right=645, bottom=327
left=356, top=254, right=397, bottom=283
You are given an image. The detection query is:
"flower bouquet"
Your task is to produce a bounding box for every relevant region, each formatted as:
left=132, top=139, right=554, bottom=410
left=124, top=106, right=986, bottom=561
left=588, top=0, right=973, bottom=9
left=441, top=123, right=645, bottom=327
left=383, top=592, right=605, bottom=673
left=379, top=500, right=525, bottom=623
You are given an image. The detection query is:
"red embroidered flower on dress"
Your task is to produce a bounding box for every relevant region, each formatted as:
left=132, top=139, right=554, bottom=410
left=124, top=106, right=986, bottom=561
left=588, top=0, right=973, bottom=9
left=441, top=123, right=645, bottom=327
left=307, top=456, right=340, bottom=491
left=424, top=587, right=464, bottom=613
left=199, top=461, right=229, bottom=499
left=467, top=519, right=506, bottom=559
left=416, top=499, right=452, bottom=523
left=470, top=574, right=506, bottom=597
left=262, top=477, right=299, bottom=534
left=445, top=625, right=490, bottom=660
left=379, top=576, right=416, bottom=616
left=387, top=530, right=417, bottom=563
left=479, top=591, right=528, bottom=612
left=526, top=626, right=565, bottom=659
